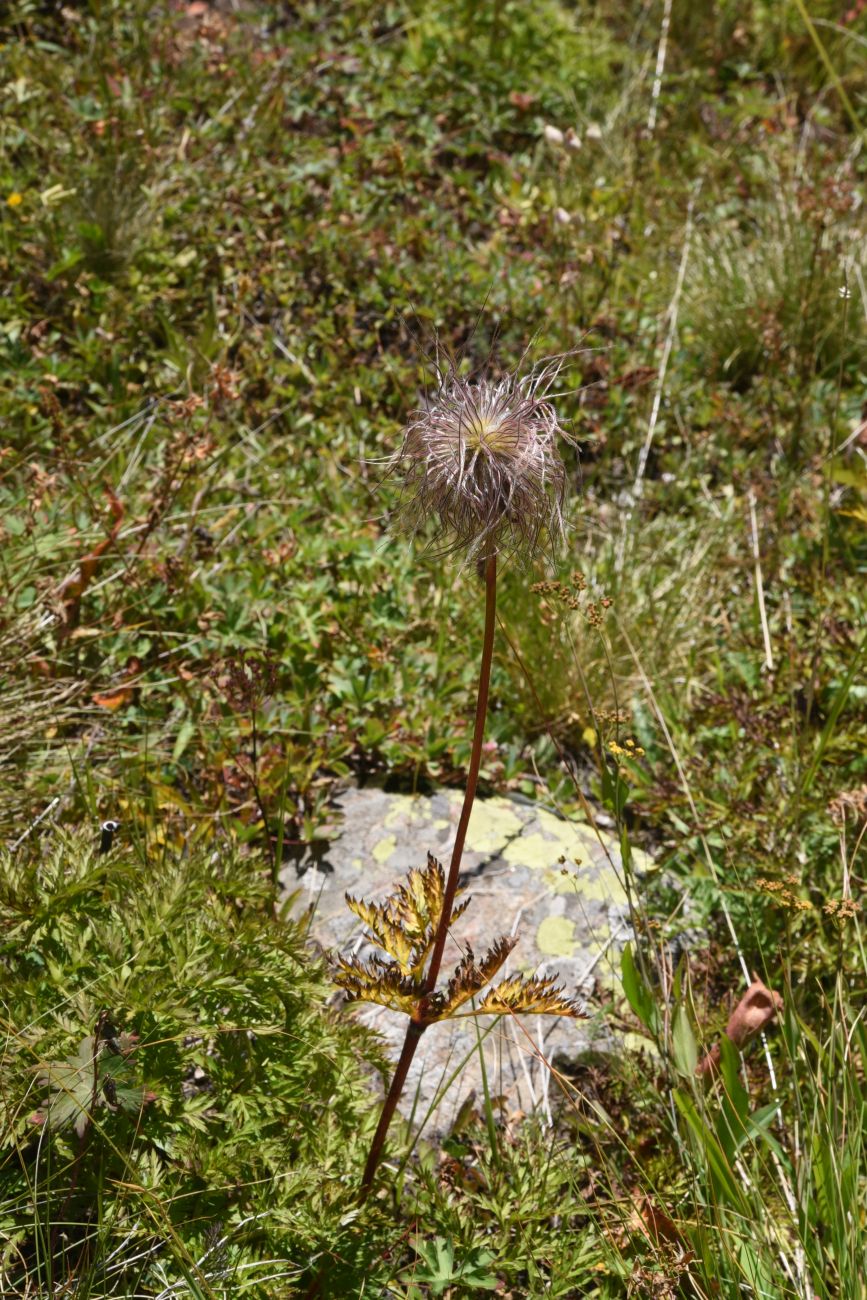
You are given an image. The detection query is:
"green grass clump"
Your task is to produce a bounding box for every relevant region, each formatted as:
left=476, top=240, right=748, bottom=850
left=683, top=173, right=867, bottom=391
left=599, top=934, right=867, bottom=1300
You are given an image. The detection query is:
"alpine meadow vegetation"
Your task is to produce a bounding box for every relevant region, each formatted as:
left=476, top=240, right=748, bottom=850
left=2, top=0, right=867, bottom=1296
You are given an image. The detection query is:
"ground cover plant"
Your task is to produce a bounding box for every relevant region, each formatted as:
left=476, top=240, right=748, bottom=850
left=2, top=0, right=867, bottom=1295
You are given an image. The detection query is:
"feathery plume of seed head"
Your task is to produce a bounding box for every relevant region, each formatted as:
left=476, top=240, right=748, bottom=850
left=392, top=357, right=570, bottom=564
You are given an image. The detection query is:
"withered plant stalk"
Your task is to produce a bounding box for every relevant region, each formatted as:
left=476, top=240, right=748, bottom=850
left=360, top=552, right=497, bottom=1195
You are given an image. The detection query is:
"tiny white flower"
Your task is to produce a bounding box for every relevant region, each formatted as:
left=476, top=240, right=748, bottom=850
left=586, top=122, right=603, bottom=140
left=543, top=124, right=565, bottom=146
left=565, top=128, right=582, bottom=151
left=554, top=207, right=572, bottom=226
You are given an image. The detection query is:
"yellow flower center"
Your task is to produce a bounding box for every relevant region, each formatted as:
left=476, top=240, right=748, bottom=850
left=463, top=413, right=514, bottom=454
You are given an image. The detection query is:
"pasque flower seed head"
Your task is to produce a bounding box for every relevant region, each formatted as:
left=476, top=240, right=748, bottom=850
left=392, top=359, right=570, bottom=564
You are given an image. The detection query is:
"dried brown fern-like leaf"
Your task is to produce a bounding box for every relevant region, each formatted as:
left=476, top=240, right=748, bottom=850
left=332, top=952, right=420, bottom=1016
left=431, top=935, right=519, bottom=1020
left=344, top=895, right=415, bottom=972
left=474, top=972, right=584, bottom=1019
left=345, top=852, right=469, bottom=977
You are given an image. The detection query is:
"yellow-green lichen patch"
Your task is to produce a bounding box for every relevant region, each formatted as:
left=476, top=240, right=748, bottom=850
left=545, top=869, right=586, bottom=896
left=564, top=821, right=620, bottom=868
left=627, top=844, right=656, bottom=875
left=548, top=863, right=623, bottom=904
left=536, top=914, right=577, bottom=957
left=351, top=857, right=362, bottom=870
left=503, top=822, right=628, bottom=905
left=572, top=864, right=627, bottom=905
left=535, top=807, right=574, bottom=841
left=459, top=796, right=523, bottom=854
left=384, top=795, right=431, bottom=830
left=372, top=835, right=397, bottom=863
left=503, top=832, right=560, bottom=872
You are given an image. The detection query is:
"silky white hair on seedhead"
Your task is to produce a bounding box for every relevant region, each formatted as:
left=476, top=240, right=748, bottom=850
left=391, top=355, right=570, bottom=565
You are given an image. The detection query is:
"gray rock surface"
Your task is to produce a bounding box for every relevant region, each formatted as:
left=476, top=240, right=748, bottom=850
left=282, top=785, right=650, bottom=1131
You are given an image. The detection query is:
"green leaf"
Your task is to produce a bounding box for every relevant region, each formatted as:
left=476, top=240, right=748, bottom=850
left=672, top=1004, right=698, bottom=1076
left=101, top=1052, right=151, bottom=1117
left=621, top=944, right=659, bottom=1034
left=714, top=1034, right=752, bottom=1162
left=737, top=1239, right=776, bottom=1296
left=416, top=1237, right=454, bottom=1295
left=172, top=717, right=196, bottom=764
left=717, top=1033, right=748, bottom=1119
left=830, top=460, right=867, bottom=490
left=675, top=1089, right=747, bottom=1212
left=45, top=248, right=85, bottom=281
left=35, top=1035, right=98, bottom=1137
left=33, top=1033, right=150, bottom=1135
left=412, top=1237, right=498, bottom=1295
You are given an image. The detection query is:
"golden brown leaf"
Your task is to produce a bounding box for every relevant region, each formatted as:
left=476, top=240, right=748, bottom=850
left=345, top=851, right=468, bottom=977
left=475, top=972, right=583, bottom=1018
left=432, top=935, right=519, bottom=1020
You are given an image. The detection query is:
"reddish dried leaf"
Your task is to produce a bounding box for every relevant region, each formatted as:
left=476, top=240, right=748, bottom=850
left=92, top=687, right=134, bottom=711
left=697, top=978, right=783, bottom=1079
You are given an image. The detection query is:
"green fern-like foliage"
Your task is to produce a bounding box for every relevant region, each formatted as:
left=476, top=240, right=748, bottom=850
left=0, top=829, right=388, bottom=1296
left=333, top=852, right=582, bottom=1026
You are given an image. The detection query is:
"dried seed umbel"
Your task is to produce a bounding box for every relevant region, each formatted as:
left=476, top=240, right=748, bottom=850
left=392, top=358, right=570, bottom=564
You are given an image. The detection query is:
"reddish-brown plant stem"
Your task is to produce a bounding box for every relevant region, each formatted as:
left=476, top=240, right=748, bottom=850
left=358, top=1020, right=424, bottom=1197
left=359, top=553, right=497, bottom=1197
left=423, top=553, right=497, bottom=996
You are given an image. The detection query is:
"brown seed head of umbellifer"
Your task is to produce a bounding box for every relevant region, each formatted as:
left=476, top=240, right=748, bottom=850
left=391, top=357, right=570, bottom=565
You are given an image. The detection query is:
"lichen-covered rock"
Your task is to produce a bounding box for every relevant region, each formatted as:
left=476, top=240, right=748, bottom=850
left=283, top=786, right=650, bottom=1130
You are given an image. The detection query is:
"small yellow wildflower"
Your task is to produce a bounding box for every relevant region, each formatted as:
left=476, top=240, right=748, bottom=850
left=608, top=737, right=645, bottom=758
left=7, top=193, right=23, bottom=208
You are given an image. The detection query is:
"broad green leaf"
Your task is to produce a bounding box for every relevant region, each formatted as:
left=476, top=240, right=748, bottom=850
left=621, top=944, right=659, bottom=1034
left=672, top=1004, right=698, bottom=1076
left=34, top=1034, right=150, bottom=1136
left=37, top=1036, right=98, bottom=1138
left=172, top=717, right=196, bottom=764
left=718, top=1033, right=749, bottom=1120
left=738, top=1239, right=775, bottom=1296
left=412, top=1237, right=498, bottom=1295
left=713, top=1033, right=751, bottom=1161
